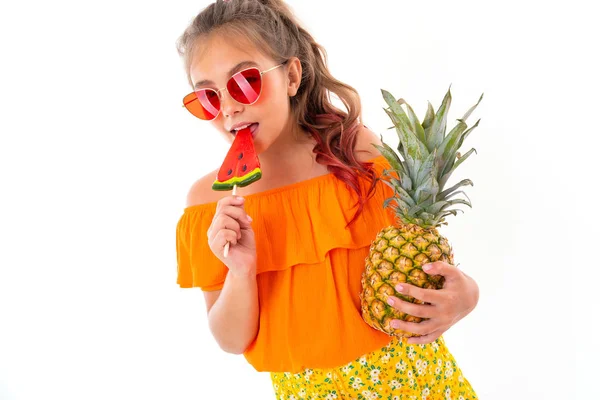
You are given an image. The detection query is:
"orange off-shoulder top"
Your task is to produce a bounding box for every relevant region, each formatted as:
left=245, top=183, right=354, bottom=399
left=175, top=154, right=398, bottom=373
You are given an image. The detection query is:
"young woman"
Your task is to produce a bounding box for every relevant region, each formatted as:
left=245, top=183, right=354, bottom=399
left=175, top=1, right=479, bottom=398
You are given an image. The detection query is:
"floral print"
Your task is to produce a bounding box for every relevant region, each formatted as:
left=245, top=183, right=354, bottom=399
left=270, top=336, right=477, bottom=399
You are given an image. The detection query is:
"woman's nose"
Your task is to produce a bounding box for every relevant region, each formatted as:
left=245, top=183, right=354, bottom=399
left=220, top=89, right=243, bottom=117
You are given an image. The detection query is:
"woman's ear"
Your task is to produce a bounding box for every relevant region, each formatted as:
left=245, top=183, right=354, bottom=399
left=286, top=57, right=302, bottom=96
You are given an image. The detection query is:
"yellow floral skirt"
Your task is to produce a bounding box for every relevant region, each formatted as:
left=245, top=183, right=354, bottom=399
left=270, top=336, right=477, bottom=399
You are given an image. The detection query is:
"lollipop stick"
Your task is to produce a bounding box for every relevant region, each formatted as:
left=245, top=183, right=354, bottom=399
left=223, top=184, right=237, bottom=258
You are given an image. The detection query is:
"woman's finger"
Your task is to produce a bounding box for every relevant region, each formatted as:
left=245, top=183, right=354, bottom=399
left=218, top=205, right=252, bottom=228
left=386, top=296, right=436, bottom=319
left=395, top=282, right=445, bottom=305
left=215, top=195, right=244, bottom=214
left=390, top=318, right=435, bottom=336
left=210, top=213, right=241, bottom=241
left=213, top=229, right=237, bottom=250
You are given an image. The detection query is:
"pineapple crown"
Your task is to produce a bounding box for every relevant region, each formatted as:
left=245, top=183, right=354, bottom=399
left=373, top=84, right=484, bottom=229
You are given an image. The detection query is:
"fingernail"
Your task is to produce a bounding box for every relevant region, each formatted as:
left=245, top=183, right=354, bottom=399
left=387, top=297, right=394, bottom=306
left=423, top=263, right=432, bottom=271
left=247, top=215, right=253, bottom=222
left=390, top=320, right=399, bottom=329
left=236, top=196, right=244, bottom=202
left=396, top=285, right=404, bottom=292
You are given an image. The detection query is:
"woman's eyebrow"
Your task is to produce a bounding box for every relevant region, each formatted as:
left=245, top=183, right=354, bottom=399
left=193, top=61, right=259, bottom=89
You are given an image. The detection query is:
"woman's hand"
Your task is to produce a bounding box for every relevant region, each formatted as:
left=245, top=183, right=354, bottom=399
left=207, top=195, right=257, bottom=276
left=386, top=261, right=479, bottom=345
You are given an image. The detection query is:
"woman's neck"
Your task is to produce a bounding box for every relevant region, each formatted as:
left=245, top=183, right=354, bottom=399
left=235, top=123, right=327, bottom=196
left=262, top=115, right=320, bottom=166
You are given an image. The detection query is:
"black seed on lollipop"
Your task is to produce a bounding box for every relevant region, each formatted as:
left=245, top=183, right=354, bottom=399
left=227, top=169, right=232, bottom=175
left=242, top=164, right=247, bottom=172
left=238, top=152, right=244, bottom=160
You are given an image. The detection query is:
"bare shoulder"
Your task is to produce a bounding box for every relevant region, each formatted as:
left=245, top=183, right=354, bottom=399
left=354, top=124, right=384, bottom=162
left=186, top=168, right=229, bottom=207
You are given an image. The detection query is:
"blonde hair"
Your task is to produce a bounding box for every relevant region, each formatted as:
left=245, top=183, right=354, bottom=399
left=176, top=0, right=378, bottom=226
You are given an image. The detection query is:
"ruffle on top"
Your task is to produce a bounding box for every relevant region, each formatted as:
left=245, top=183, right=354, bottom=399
left=175, top=154, right=397, bottom=291
left=176, top=154, right=402, bottom=372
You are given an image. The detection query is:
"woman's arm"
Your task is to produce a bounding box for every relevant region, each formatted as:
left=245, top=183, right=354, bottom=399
left=203, top=267, right=259, bottom=354
left=188, top=173, right=260, bottom=354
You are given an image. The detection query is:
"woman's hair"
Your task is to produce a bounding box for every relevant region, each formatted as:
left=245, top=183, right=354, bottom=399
left=176, top=0, right=378, bottom=227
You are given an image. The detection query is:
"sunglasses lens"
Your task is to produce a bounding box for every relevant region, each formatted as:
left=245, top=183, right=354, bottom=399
left=227, top=68, right=262, bottom=104
left=184, top=89, right=220, bottom=120
left=183, top=67, right=265, bottom=120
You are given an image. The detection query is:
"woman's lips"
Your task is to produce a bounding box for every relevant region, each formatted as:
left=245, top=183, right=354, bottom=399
left=232, top=123, right=259, bottom=139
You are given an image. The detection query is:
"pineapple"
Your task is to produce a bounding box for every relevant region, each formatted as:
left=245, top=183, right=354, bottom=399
left=360, top=85, right=483, bottom=338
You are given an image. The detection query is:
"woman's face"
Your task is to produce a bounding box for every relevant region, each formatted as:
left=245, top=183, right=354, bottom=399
left=189, top=33, right=301, bottom=155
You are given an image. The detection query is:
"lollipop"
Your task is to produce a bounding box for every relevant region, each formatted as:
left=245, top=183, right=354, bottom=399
left=212, top=126, right=261, bottom=257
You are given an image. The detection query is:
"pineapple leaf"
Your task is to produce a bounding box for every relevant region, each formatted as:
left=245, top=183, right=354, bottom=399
left=394, top=207, right=413, bottom=224
left=393, top=98, right=417, bottom=134
left=392, top=197, right=414, bottom=213
left=398, top=99, right=427, bottom=145
left=381, top=90, right=415, bottom=136
left=426, top=84, right=452, bottom=150
left=440, top=208, right=465, bottom=217
left=446, top=190, right=472, bottom=205
left=440, top=148, right=477, bottom=186
left=397, top=140, right=405, bottom=159
left=410, top=159, right=422, bottom=186
left=416, top=192, right=434, bottom=208
left=382, top=193, right=412, bottom=212
left=414, top=170, right=439, bottom=204
left=408, top=204, right=424, bottom=217
left=383, top=108, right=411, bottom=163
left=420, top=212, right=437, bottom=227
left=381, top=89, right=429, bottom=161
left=456, top=119, right=481, bottom=152
left=415, top=148, right=437, bottom=188
left=394, top=97, right=427, bottom=147
left=372, top=140, right=404, bottom=174
left=432, top=215, right=448, bottom=226
left=440, top=97, right=483, bottom=179
left=461, top=92, right=484, bottom=123
left=390, top=177, right=416, bottom=205
left=383, top=168, right=412, bottom=192
left=383, top=196, right=395, bottom=209
left=381, top=179, right=416, bottom=207
left=436, top=209, right=462, bottom=223
left=399, top=171, right=412, bottom=192
left=440, top=198, right=472, bottom=210
left=392, top=204, right=411, bottom=218
left=437, top=119, right=468, bottom=178
left=426, top=200, right=452, bottom=215
left=382, top=169, right=412, bottom=191
left=422, top=101, right=435, bottom=131
left=438, top=178, right=473, bottom=200
left=383, top=108, right=404, bottom=139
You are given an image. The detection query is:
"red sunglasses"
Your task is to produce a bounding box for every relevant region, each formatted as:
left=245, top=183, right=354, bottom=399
left=182, top=61, right=288, bottom=121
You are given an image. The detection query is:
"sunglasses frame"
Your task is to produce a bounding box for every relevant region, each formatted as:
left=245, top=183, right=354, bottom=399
left=182, top=60, right=288, bottom=121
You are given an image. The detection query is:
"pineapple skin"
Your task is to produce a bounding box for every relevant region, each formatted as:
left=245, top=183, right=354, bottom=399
left=360, top=224, right=454, bottom=338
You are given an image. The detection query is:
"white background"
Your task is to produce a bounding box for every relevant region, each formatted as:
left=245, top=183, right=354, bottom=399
left=0, top=0, right=597, bottom=399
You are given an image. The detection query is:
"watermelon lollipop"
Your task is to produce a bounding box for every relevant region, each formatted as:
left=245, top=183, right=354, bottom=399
left=212, top=126, right=262, bottom=190
left=213, top=126, right=261, bottom=257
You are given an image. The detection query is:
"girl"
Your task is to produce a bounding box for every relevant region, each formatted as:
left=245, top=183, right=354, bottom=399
left=175, top=0, right=480, bottom=398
